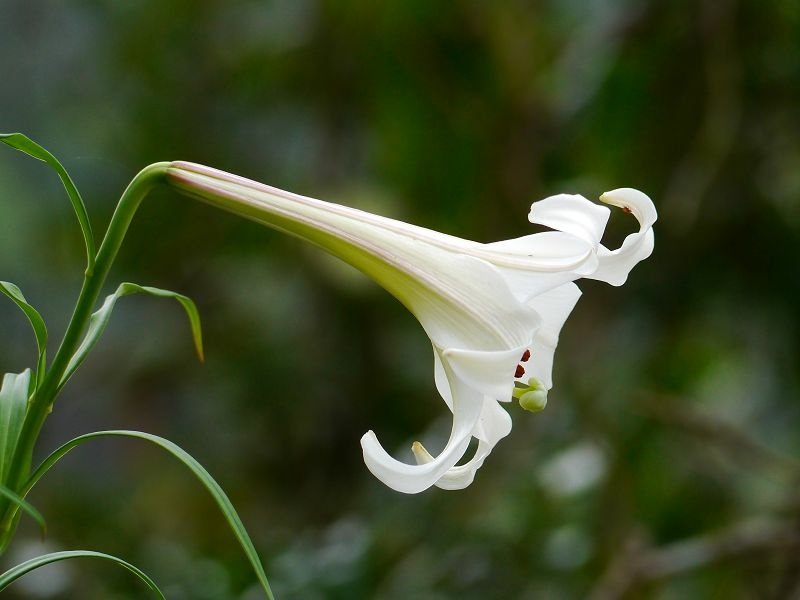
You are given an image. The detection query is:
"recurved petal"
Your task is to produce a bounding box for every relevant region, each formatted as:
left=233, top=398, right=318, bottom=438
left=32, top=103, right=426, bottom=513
left=360, top=361, right=484, bottom=494
left=441, top=342, right=536, bottom=403
left=525, top=282, right=582, bottom=389
left=413, top=398, right=513, bottom=490
left=489, top=260, right=592, bottom=305
left=408, top=254, right=541, bottom=352
left=483, top=231, right=596, bottom=273
left=433, top=349, right=453, bottom=411
left=473, top=397, right=513, bottom=455
left=589, top=188, right=657, bottom=286
left=432, top=348, right=498, bottom=443
left=528, top=193, right=611, bottom=246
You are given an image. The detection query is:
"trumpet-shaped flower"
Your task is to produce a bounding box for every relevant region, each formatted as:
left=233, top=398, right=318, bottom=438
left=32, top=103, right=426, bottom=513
left=165, top=162, right=656, bottom=493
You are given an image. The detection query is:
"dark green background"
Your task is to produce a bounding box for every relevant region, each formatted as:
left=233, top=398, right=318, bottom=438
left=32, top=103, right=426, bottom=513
left=1, top=1, right=799, bottom=598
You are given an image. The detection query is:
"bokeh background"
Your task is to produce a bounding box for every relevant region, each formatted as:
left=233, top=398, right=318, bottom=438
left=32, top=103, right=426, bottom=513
left=1, top=1, right=799, bottom=598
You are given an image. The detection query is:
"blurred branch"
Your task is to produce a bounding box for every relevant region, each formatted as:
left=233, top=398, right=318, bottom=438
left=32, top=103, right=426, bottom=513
left=589, top=519, right=800, bottom=600
left=636, top=392, right=800, bottom=474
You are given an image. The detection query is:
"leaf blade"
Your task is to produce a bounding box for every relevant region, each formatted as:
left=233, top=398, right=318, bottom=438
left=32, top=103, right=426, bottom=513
left=0, top=282, right=48, bottom=386
left=0, top=483, right=46, bottom=539
left=59, top=282, right=203, bottom=390
left=0, top=370, right=31, bottom=486
left=0, top=132, right=95, bottom=272
left=0, top=550, right=165, bottom=598
left=25, top=430, right=274, bottom=600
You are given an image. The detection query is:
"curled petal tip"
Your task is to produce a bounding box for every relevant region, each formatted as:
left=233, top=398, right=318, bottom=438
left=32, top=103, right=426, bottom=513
left=360, top=428, right=473, bottom=494
left=586, top=188, right=657, bottom=286
left=599, top=188, right=657, bottom=227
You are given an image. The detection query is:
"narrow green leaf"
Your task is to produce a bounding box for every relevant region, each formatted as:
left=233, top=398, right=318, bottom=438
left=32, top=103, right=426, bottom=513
left=0, top=282, right=48, bottom=386
left=0, top=132, right=95, bottom=272
left=0, top=484, right=46, bottom=539
left=0, top=370, right=31, bottom=485
left=59, top=282, right=203, bottom=391
left=25, top=430, right=274, bottom=600
left=0, top=550, right=165, bottom=598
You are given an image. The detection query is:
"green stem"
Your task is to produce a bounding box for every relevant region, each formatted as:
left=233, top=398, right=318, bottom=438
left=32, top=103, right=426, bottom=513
left=0, top=162, right=170, bottom=554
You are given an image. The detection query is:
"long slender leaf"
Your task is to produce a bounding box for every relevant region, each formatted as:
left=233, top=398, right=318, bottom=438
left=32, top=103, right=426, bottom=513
left=0, top=133, right=95, bottom=272
left=0, top=483, right=46, bottom=539
left=0, top=370, right=30, bottom=485
left=0, top=282, right=48, bottom=386
left=0, top=550, right=165, bottom=598
left=25, top=430, right=274, bottom=599
left=59, top=282, right=203, bottom=390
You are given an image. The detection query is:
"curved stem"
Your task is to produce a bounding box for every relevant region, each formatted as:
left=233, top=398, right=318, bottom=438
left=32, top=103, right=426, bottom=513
left=0, top=162, right=170, bottom=553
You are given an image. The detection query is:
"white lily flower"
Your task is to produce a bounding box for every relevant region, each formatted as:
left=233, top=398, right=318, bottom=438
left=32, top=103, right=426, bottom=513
left=165, top=163, right=656, bottom=494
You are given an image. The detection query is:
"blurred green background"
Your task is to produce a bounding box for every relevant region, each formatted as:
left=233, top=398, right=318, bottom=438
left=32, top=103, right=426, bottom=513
left=1, top=1, right=799, bottom=598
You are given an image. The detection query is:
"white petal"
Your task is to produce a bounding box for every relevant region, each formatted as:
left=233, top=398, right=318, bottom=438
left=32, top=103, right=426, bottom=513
left=588, top=188, right=657, bottom=286
left=433, top=349, right=452, bottom=411
left=483, top=233, right=597, bottom=304
left=442, top=342, right=535, bottom=402
left=419, top=399, right=513, bottom=490
left=433, top=348, right=502, bottom=444
left=408, top=254, right=541, bottom=352
left=525, top=282, right=582, bottom=389
left=528, top=193, right=610, bottom=246
left=490, top=262, right=590, bottom=305
left=483, top=231, right=596, bottom=275
left=360, top=360, right=483, bottom=494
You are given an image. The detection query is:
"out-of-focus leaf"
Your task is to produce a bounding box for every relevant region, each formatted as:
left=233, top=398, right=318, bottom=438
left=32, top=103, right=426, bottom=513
left=0, top=282, right=48, bottom=386
left=26, top=430, right=274, bottom=600
left=0, top=133, right=95, bottom=272
left=0, top=550, right=165, bottom=598
left=0, top=484, right=46, bottom=539
left=59, top=282, right=203, bottom=391
left=0, top=370, right=30, bottom=486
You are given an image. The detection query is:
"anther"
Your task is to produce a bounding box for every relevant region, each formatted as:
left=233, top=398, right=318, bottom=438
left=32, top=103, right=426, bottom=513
left=521, top=349, right=531, bottom=362
left=622, top=206, right=632, bottom=214
left=515, top=364, right=525, bottom=378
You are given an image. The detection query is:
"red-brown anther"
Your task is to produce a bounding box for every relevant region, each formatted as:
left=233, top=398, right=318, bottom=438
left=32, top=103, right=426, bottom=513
left=622, top=206, right=632, bottom=214
left=521, top=349, right=531, bottom=362
left=515, top=364, right=525, bottom=378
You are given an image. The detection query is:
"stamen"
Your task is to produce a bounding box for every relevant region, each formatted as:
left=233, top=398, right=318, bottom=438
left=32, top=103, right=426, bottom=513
left=517, top=377, right=548, bottom=413
left=411, top=441, right=434, bottom=465
left=622, top=206, right=632, bottom=214
left=519, top=388, right=547, bottom=412
left=521, top=349, right=531, bottom=362
left=515, top=364, right=525, bottom=378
